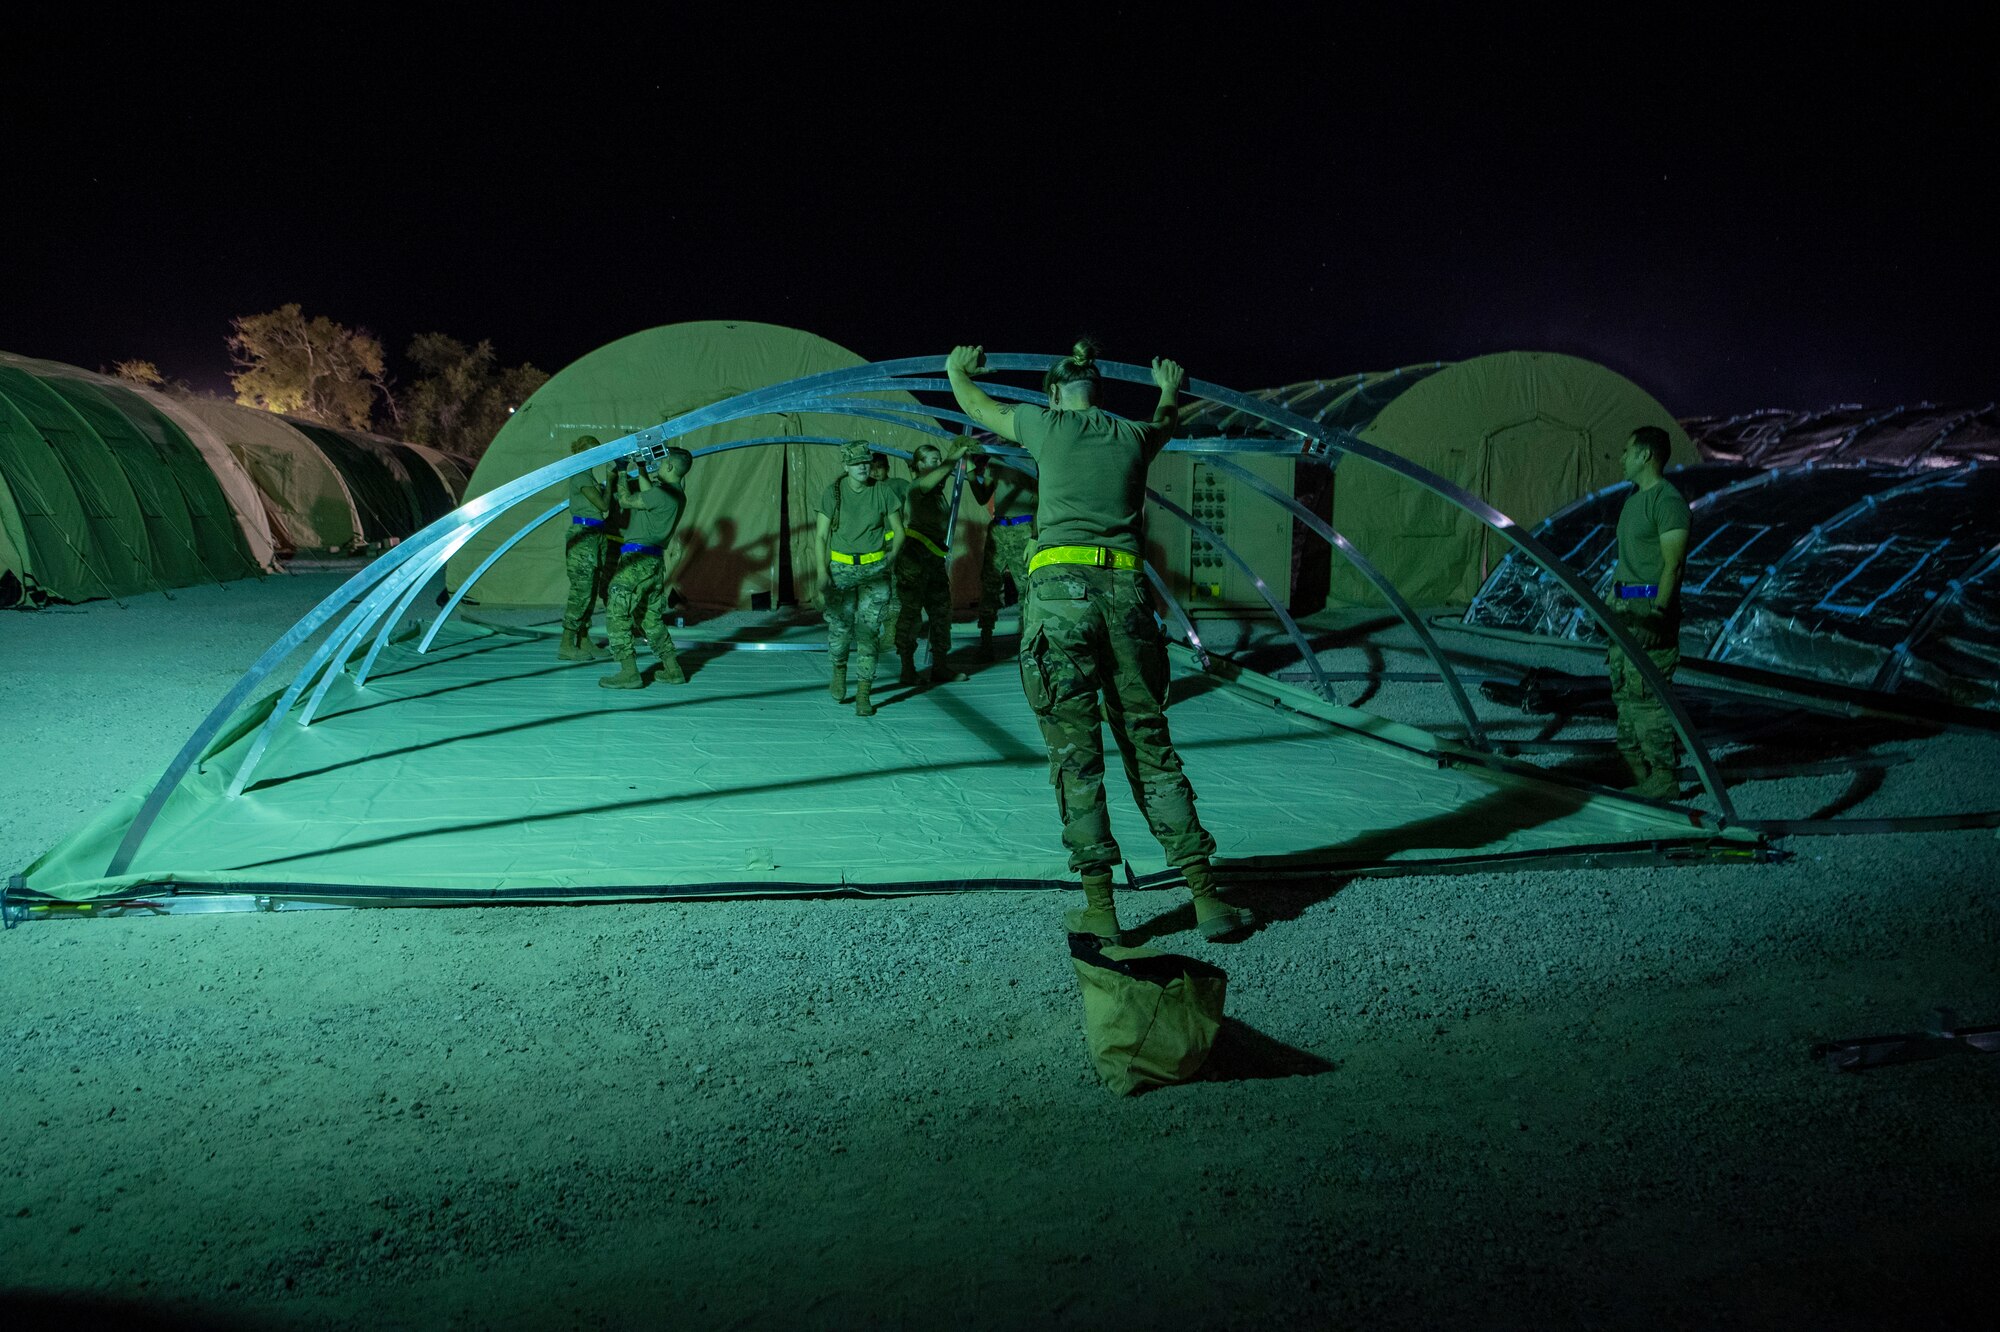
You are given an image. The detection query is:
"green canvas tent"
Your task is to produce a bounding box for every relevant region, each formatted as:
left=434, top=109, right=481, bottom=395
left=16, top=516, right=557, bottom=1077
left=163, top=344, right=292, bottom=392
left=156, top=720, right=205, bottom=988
left=1, top=349, right=470, bottom=605
left=446, top=321, right=946, bottom=611
left=1323, top=351, right=1694, bottom=607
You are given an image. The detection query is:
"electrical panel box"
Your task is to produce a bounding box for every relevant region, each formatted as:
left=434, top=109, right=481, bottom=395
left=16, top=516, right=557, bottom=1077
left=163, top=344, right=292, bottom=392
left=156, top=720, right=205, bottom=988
left=1145, top=454, right=1295, bottom=615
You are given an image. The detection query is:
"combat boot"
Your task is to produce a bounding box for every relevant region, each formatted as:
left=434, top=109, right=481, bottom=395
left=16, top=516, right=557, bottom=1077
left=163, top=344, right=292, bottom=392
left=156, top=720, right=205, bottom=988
left=829, top=664, right=848, bottom=704
left=654, top=651, right=687, bottom=685
left=1063, top=872, right=1127, bottom=943
left=598, top=654, right=645, bottom=689
left=583, top=635, right=612, bottom=660
left=854, top=680, right=876, bottom=717
left=978, top=627, right=995, bottom=659
left=1184, top=861, right=1253, bottom=941
left=924, top=644, right=964, bottom=684
left=899, top=652, right=921, bottom=686
left=557, top=629, right=590, bottom=661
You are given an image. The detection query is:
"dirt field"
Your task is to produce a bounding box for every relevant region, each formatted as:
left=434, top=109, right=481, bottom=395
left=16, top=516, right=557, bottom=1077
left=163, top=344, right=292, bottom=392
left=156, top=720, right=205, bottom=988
left=4, top=574, right=1996, bottom=1329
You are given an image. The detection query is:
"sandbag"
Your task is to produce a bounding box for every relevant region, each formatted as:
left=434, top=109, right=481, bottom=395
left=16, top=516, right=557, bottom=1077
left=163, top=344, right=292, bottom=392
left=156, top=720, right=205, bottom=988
left=1070, top=935, right=1228, bottom=1095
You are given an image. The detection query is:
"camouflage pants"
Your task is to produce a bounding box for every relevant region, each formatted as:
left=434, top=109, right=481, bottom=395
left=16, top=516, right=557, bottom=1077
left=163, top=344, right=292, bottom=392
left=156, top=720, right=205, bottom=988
left=1018, top=564, right=1216, bottom=876
left=978, top=522, right=1035, bottom=630
left=1607, top=619, right=1682, bottom=782
left=606, top=553, right=675, bottom=660
left=824, top=560, right=893, bottom=681
left=562, top=530, right=610, bottom=634
left=894, top=547, right=953, bottom=659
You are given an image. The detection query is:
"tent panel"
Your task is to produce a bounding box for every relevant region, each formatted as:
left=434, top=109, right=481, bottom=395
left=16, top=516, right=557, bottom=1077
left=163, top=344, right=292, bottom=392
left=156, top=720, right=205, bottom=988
left=0, top=367, right=152, bottom=597
left=39, top=375, right=206, bottom=587
left=1330, top=351, right=1693, bottom=608
left=449, top=322, right=935, bottom=611
left=174, top=397, right=360, bottom=554
left=287, top=421, right=412, bottom=542
left=0, top=388, right=95, bottom=602
left=95, top=383, right=261, bottom=581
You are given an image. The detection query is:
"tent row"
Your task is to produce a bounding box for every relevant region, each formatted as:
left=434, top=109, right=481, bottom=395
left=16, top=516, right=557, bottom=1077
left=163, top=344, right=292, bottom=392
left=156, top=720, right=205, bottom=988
left=1461, top=455, right=2000, bottom=712
left=449, top=327, right=1692, bottom=618
left=1, top=351, right=471, bottom=607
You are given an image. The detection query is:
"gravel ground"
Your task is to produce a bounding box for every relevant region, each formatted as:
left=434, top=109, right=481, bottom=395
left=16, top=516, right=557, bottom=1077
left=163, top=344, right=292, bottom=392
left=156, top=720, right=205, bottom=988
left=3, top=572, right=1997, bottom=1330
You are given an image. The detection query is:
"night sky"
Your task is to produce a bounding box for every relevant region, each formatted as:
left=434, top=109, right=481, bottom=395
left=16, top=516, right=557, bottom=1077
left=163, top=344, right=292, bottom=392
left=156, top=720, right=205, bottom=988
left=5, top=16, right=1992, bottom=418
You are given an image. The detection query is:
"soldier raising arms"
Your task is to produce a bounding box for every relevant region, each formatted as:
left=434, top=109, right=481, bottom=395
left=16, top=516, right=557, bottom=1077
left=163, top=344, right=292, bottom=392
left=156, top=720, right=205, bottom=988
left=945, top=341, right=1252, bottom=942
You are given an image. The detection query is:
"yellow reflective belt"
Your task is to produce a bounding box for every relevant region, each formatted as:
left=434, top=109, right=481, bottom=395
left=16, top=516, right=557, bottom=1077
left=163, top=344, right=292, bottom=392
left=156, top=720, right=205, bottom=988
left=1028, top=544, right=1141, bottom=573
left=829, top=530, right=896, bottom=565
left=907, top=530, right=947, bottom=559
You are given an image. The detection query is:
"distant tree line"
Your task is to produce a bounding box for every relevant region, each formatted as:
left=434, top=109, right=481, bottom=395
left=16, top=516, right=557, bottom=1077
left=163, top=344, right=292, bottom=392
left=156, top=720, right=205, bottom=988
left=109, top=305, right=549, bottom=461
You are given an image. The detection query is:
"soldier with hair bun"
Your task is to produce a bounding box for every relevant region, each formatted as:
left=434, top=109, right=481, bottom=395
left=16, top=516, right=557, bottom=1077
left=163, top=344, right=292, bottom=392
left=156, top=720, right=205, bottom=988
left=946, top=340, right=1253, bottom=943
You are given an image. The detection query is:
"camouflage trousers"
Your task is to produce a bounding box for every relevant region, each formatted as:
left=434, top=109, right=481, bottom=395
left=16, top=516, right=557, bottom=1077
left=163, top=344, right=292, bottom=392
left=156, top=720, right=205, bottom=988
left=562, top=529, right=611, bottom=634
left=1607, top=623, right=1682, bottom=783
left=824, top=560, right=893, bottom=681
left=606, top=553, right=675, bottom=660
left=894, top=547, right=953, bottom=660
left=1018, top=564, right=1216, bottom=876
left=977, top=522, right=1035, bottom=631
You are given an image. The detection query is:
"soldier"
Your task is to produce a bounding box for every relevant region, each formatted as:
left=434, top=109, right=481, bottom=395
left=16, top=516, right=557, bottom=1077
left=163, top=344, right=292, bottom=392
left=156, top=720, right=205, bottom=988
left=945, top=341, right=1252, bottom=943
left=968, top=451, right=1037, bottom=659
left=599, top=447, right=694, bottom=690
left=817, top=440, right=907, bottom=717
left=1607, top=425, right=1691, bottom=799
left=894, top=440, right=973, bottom=686
left=558, top=434, right=614, bottom=661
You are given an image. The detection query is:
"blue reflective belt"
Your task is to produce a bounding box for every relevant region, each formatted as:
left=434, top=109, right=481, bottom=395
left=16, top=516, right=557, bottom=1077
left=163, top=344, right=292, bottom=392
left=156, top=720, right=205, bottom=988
left=1616, top=583, right=1659, bottom=599
left=621, top=543, right=663, bottom=556
left=994, top=514, right=1034, bottom=527
left=571, top=516, right=605, bottom=527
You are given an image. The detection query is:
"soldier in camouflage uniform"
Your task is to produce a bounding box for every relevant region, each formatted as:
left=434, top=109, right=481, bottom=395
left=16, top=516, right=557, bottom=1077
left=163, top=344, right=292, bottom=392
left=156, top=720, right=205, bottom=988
left=599, top=447, right=693, bottom=690
left=969, top=452, right=1037, bottom=658
left=558, top=434, right=615, bottom=661
left=946, top=341, right=1253, bottom=942
left=817, top=440, right=908, bottom=717
left=894, top=440, right=973, bottom=685
left=1607, top=425, right=1691, bottom=800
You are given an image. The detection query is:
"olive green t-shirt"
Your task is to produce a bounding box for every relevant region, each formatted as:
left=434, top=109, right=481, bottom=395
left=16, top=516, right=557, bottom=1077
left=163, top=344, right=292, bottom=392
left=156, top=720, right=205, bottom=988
left=905, top=474, right=948, bottom=546
left=1012, top=405, right=1167, bottom=556
left=817, top=478, right=902, bottom=555
left=621, top=482, right=686, bottom=548
left=1613, top=481, right=1691, bottom=585
left=566, top=472, right=609, bottom=521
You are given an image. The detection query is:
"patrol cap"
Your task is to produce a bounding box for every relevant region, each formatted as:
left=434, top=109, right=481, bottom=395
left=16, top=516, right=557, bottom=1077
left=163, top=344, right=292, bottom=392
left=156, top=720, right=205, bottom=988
left=568, top=434, right=602, bottom=454
left=840, top=440, right=872, bottom=466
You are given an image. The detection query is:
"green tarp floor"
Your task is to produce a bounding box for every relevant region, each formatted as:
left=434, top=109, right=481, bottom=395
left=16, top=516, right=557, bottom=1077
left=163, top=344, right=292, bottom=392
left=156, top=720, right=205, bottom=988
left=21, top=622, right=1748, bottom=903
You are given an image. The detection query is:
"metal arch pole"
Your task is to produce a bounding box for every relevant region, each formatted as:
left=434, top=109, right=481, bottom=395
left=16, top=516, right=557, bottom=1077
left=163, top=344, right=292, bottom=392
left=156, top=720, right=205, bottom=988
left=421, top=500, right=570, bottom=651
left=1871, top=540, right=2000, bottom=694
left=306, top=521, right=496, bottom=718
left=299, top=535, right=473, bottom=725
left=106, top=360, right=972, bottom=873
left=1146, top=491, right=1336, bottom=704
left=1143, top=563, right=1210, bottom=670
left=352, top=526, right=481, bottom=688
left=1202, top=456, right=1489, bottom=749
left=1104, top=363, right=1734, bottom=823
left=1709, top=465, right=1973, bottom=662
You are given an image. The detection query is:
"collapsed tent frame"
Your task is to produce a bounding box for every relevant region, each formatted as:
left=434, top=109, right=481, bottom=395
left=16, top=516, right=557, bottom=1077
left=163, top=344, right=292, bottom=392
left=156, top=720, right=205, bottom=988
left=103, top=355, right=1734, bottom=880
